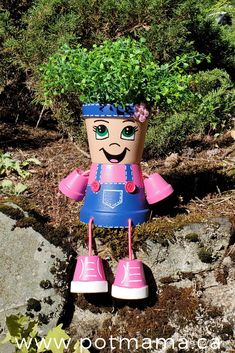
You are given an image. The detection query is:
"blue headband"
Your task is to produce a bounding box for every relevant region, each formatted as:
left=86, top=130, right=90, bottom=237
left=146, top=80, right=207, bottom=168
left=82, top=103, right=135, bottom=118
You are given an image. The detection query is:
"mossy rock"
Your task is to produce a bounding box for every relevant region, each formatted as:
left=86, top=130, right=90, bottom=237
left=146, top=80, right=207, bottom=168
left=0, top=197, right=72, bottom=251
left=73, top=212, right=205, bottom=259
left=0, top=204, right=24, bottom=220
left=0, top=201, right=68, bottom=336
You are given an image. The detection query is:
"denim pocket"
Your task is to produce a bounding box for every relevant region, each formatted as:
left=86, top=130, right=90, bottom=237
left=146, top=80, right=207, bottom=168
left=103, top=189, right=123, bottom=209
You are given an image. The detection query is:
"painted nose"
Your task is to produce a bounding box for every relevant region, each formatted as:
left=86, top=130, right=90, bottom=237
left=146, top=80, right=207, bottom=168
left=109, top=143, right=121, bottom=147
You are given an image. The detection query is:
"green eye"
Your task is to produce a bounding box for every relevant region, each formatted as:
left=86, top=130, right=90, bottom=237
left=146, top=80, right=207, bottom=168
left=121, top=126, right=136, bottom=140
left=94, top=125, right=109, bottom=140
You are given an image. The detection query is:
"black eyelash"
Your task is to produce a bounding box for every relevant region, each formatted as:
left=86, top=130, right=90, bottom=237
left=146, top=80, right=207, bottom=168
left=93, top=126, right=97, bottom=132
left=134, top=127, right=138, bottom=132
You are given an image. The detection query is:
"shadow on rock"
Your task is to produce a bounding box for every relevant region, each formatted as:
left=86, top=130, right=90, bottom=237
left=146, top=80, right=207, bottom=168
left=57, top=256, right=77, bottom=328
left=75, top=263, right=157, bottom=312
left=111, top=264, right=157, bottom=310
left=151, top=169, right=234, bottom=218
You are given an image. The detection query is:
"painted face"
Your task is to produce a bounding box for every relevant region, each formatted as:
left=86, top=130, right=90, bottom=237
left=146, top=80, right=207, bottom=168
left=85, top=117, right=148, bottom=164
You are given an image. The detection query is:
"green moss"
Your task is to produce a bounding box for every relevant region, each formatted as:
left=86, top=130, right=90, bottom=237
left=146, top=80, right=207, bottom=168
left=198, top=247, right=213, bottom=263
left=0, top=196, right=37, bottom=213
left=0, top=198, right=71, bottom=250
left=181, top=272, right=194, bottom=280
left=206, top=306, right=223, bottom=318
left=219, top=323, right=234, bottom=341
left=73, top=212, right=205, bottom=259
left=43, top=297, right=54, bottom=305
left=15, top=216, right=38, bottom=228
left=38, top=313, right=49, bottom=325
left=26, top=312, right=35, bottom=319
left=40, top=280, right=52, bottom=289
left=50, top=266, right=56, bottom=275
left=27, top=298, right=41, bottom=312
left=215, top=267, right=229, bottom=285
left=0, top=204, right=24, bottom=220
left=166, top=349, right=176, bottom=353
left=159, top=276, right=175, bottom=284
left=185, top=233, right=199, bottom=242
left=96, top=286, right=199, bottom=352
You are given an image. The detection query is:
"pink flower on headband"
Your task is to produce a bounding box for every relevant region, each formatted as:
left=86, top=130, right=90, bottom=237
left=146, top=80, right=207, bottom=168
left=133, top=103, right=150, bottom=122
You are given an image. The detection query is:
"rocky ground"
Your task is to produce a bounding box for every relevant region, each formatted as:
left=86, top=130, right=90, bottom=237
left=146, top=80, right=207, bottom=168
left=0, top=122, right=234, bottom=352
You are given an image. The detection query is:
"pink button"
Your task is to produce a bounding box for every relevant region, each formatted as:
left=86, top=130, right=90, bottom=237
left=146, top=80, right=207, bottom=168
left=91, top=180, right=100, bottom=192
left=125, top=181, right=136, bottom=193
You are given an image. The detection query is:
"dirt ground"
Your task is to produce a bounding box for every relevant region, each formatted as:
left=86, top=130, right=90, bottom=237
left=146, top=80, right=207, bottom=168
left=0, top=121, right=234, bottom=235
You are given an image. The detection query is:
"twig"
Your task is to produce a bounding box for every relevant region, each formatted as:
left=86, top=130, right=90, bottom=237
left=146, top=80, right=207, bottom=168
left=216, top=185, right=221, bottom=195
left=73, top=143, right=91, bottom=159
left=226, top=244, right=235, bottom=257
left=181, top=156, right=219, bottom=162
left=213, top=196, right=234, bottom=205
left=115, top=23, right=151, bottom=37
left=36, top=106, right=45, bottom=128
left=221, top=145, right=235, bottom=159
left=195, top=196, right=205, bottom=204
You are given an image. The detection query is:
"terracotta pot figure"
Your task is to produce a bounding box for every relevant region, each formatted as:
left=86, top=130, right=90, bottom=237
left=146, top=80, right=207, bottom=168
left=59, top=103, right=173, bottom=299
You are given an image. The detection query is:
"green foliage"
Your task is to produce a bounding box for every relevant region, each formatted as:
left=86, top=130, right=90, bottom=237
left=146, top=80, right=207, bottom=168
left=145, top=110, right=196, bottom=156
left=1, top=314, right=90, bottom=353
left=145, top=68, right=235, bottom=156
left=37, top=325, right=69, bottom=353
left=204, top=0, right=235, bottom=17
left=5, top=0, right=233, bottom=70
left=190, top=12, right=235, bottom=80
left=3, top=0, right=233, bottom=77
left=0, top=9, right=15, bottom=91
left=1, top=315, right=39, bottom=353
left=0, top=180, right=28, bottom=195
left=0, top=0, right=234, bottom=154
left=0, top=152, right=40, bottom=195
left=0, top=152, right=40, bottom=178
left=192, top=68, right=233, bottom=94
left=40, top=38, right=201, bottom=108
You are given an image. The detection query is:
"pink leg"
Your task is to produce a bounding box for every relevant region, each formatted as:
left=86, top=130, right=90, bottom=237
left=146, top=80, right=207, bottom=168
left=70, top=216, right=108, bottom=293
left=128, top=218, right=132, bottom=261
left=88, top=217, right=94, bottom=257
left=111, top=218, right=149, bottom=299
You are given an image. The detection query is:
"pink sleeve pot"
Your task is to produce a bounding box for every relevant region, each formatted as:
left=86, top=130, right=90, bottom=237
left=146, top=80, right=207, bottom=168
left=144, top=173, right=174, bottom=204
left=59, top=169, right=89, bottom=201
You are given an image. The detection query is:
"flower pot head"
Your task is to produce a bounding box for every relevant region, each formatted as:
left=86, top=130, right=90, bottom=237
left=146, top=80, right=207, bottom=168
left=83, top=103, right=149, bottom=164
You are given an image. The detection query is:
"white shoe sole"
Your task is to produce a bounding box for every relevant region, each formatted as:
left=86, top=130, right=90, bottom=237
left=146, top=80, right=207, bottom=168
left=111, top=285, right=149, bottom=299
left=71, top=280, right=108, bottom=293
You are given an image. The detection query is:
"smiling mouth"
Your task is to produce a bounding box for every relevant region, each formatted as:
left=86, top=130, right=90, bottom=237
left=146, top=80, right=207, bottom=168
left=100, top=147, right=130, bottom=163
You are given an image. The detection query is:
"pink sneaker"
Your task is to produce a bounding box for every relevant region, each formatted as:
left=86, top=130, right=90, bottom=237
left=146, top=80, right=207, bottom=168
left=111, top=259, right=148, bottom=299
left=71, top=255, right=108, bottom=293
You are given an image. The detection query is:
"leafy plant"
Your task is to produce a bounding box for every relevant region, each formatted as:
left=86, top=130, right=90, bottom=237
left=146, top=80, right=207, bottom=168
left=0, top=152, right=41, bottom=195
left=1, top=314, right=90, bottom=353
left=0, top=152, right=40, bottom=178
left=2, top=315, right=39, bottom=353
left=40, top=37, right=203, bottom=109
left=0, top=180, right=28, bottom=195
